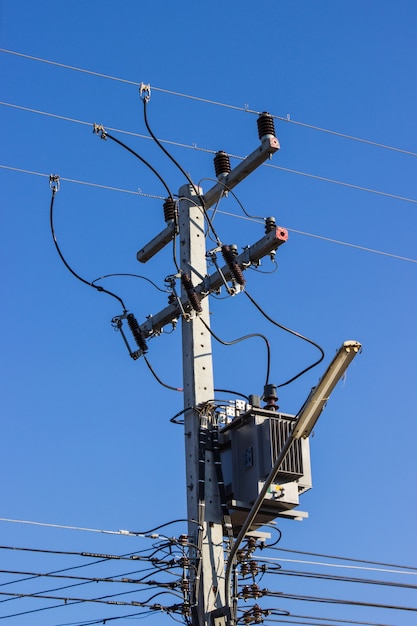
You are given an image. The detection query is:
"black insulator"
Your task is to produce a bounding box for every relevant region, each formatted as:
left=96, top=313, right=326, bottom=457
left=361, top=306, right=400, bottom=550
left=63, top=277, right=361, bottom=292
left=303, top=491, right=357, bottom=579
left=126, top=313, right=148, bottom=353
left=221, top=244, right=246, bottom=286
left=263, top=384, right=279, bottom=411
left=181, top=272, right=203, bottom=313
left=264, top=216, right=276, bottom=234
left=214, top=150, right=231, bottom=178
left=257, top=112, right=276, bottom=141
left=163, top=197, right=177, bottom=224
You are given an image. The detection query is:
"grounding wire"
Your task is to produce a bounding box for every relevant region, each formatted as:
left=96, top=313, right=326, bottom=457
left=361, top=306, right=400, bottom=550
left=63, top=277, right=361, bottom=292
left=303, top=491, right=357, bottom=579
left=1, top=49, right=416, bottom=158
left=244, top=290, right=325, bottom=386
left=49, top=188, right=126, bottom=309
left=199, top=317, right=271, bottom=387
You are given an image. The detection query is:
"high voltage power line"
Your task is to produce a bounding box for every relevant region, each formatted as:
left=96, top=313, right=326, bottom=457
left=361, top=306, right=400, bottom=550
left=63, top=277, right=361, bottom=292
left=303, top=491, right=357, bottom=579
left=1, top=48, right=416, bottom=158
left=1, top=100, right=417, bottom=207
left=1, top=163, right=415, bottom=264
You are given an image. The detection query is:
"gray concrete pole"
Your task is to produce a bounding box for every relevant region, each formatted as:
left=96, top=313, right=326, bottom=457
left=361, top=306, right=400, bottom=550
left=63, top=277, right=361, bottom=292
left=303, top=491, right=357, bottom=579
left=179, top=184, right=225, bottom=625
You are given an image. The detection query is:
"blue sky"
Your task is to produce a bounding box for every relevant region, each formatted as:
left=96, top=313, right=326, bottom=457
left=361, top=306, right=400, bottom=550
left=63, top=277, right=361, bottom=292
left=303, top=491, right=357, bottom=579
left=1, top=1, right=417, bottom=624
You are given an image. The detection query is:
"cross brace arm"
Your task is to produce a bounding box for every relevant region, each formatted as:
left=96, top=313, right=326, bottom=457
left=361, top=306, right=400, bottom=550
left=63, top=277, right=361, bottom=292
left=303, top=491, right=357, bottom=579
left=139, top=226, right=288, bottom=338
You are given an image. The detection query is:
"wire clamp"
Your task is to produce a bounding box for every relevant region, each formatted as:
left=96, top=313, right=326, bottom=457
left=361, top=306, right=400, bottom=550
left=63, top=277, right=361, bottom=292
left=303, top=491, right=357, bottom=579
left=139, top=82, right=151, bottom=101
left=93, top=123, right=107, bottom=139
left=49, top=174, right=60, bottom=193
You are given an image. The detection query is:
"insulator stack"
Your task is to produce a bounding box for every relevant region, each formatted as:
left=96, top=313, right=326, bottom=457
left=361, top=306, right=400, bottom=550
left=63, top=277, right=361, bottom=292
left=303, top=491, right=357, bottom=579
left=126, top=313, right=148, bottom=353
left=263, top=383, right=279, bottom=411
left=221, top=244, right=246, bottom=286
left=250, top=561, right=259, bottom=578
left=181, top=272, right=203, bottom=313
left=214, top=151, right=231, bottom=179
left=163, top=197, right=177, bottom=224
left=257, top=112, right=276, bottom=141
left=264, top=216, right=276, bottom=234
left=240, top=562, right=250, bottom=577
left=253, top=605, right=264, bottom=623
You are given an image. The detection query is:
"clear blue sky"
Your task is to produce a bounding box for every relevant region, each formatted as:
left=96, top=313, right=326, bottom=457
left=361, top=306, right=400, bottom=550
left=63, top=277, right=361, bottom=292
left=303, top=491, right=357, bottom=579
left=1, top=1, right=416, bottom=625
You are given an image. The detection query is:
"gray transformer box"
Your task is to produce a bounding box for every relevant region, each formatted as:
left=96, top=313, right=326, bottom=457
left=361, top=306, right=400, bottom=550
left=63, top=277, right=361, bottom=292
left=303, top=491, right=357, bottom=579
left=219, top=407, right=312, bottom=532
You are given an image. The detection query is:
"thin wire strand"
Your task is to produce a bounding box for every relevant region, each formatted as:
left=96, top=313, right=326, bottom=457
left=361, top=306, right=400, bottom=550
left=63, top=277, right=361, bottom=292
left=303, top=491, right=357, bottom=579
left=2, top=100, right=417, bottom=205
left=1, top=48, right=416, bottom=157
left=2, top=164, right=416, bottom=264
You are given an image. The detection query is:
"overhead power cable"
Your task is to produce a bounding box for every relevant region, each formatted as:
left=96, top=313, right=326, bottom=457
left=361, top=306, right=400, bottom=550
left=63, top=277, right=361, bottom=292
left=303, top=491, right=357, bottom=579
left=0, top=517, right=167, bottom=538
left=2, top=100, right=417, bottom=206
left=1, top=48, right=416, bottom=158
left=1, top=164, right=416, bottom=264
left=271, top=546, right=417, bottom=573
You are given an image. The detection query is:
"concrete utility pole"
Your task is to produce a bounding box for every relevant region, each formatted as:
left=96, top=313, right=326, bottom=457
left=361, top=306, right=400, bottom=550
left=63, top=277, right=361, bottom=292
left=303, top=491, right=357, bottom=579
left=179, top=184, right=226, bottom=624
left=136, top=118, right=287, bottom=625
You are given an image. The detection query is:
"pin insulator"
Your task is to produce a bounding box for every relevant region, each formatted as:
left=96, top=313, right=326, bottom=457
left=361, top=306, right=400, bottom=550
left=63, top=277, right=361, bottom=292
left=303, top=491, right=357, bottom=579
left=214, top=151, right=231, bottom=179
left=163, top=197, right=177, bottom=224
left=264, top=216, right=276, bottom=234
left=257, top=112, right=276, bottom=141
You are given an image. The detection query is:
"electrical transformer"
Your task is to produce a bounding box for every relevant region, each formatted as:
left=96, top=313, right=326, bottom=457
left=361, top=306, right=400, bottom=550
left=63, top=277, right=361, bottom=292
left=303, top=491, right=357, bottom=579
left=219, top=406, right=312, bottom=533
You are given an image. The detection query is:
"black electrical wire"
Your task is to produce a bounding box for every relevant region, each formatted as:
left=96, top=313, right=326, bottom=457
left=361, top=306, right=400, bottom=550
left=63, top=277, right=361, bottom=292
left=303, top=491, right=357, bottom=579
left=50, top=189, right=126, bottom=309
left=267, top=612, right=398, bottom=626
left=244, top=290, right=325, bottom=387
left=214, top=389, right=250, bottom=401
left=142, top=97, right=222, bottom=246
left=143, top=355, right=183, bottom=392
left=198, top=177, right=264, bottom=221
left=199, top=317, right=271, bottom=387
left=92, top=273, right=169, bottom=293
left=97, top=128, right=174, bottom=201
left=263, top=589, right=417, bottom=613
left=258, top=567, right=417, bottom=591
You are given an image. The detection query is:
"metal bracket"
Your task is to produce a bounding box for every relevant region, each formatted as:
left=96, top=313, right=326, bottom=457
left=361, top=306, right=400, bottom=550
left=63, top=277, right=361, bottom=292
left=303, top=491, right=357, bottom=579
left=49, top=174, right=60, bottom=193
left=139, top=82, right=151, bottom=101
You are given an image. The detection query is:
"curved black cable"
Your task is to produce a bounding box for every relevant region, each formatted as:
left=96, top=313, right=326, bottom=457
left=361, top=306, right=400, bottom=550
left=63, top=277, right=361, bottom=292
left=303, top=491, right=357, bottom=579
left=92, top=273, right=169, bottom=293
left=244, top=290, right=325, bottom=387
left=143, top=356, right=183, bottom=392
left=142, top=97, right=222, bottom=245
left=101, top=130, right=174, bottom=200
left=199, top=317, right=270, bottom=387
left=214, top=389, right=249, bottom=401
left=49, top=190, right=126, bottom=310
left=198, top=177, right=264, bottom=220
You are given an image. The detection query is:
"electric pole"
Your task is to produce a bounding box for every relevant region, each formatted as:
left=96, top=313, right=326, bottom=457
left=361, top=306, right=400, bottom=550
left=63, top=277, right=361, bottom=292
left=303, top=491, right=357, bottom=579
left=135, top=116, right=287, bottom=625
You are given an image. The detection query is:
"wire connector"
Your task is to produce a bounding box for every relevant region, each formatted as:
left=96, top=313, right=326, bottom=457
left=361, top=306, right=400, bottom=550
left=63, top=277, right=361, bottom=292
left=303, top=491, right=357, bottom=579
left=139, top=82, right=151, bottom=101
left=93, top=123, right=107, bottom=139
left=49, top=174, right=60, bottom=193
